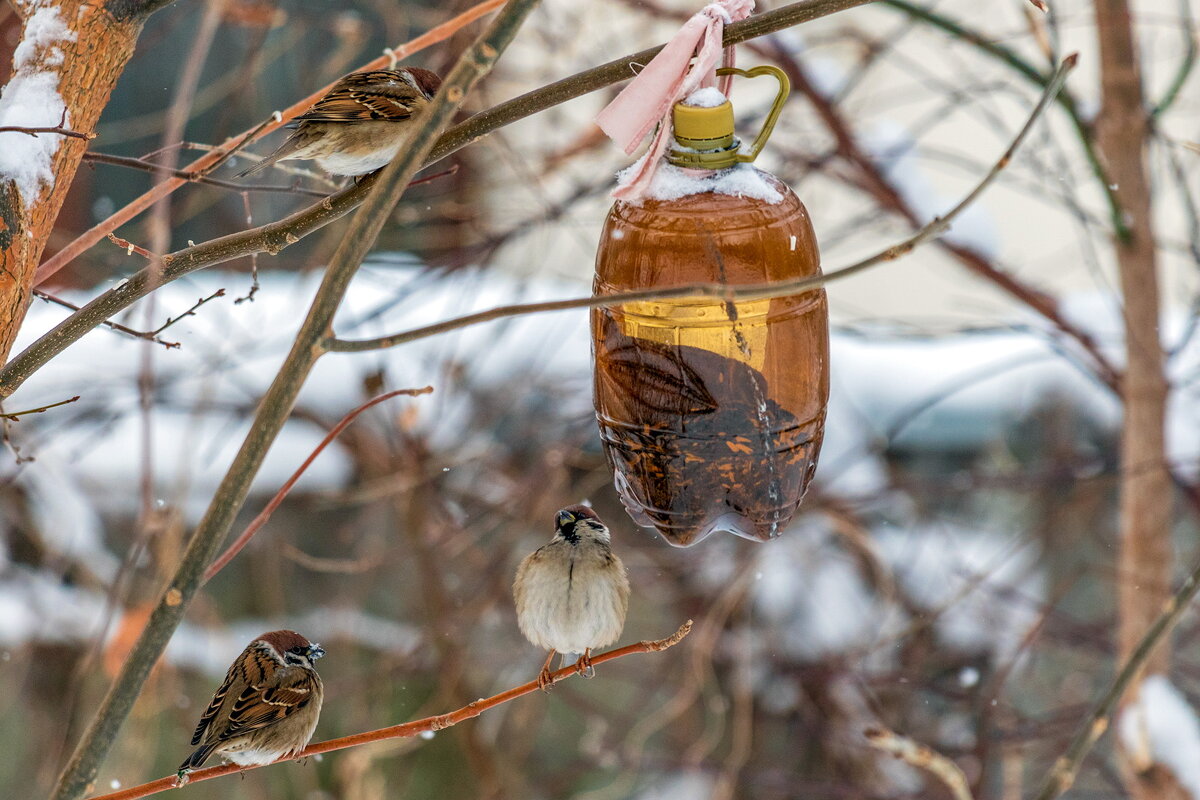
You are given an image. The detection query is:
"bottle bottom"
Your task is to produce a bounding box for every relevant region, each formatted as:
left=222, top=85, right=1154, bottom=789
left=603, top=417, right=823, bottom=547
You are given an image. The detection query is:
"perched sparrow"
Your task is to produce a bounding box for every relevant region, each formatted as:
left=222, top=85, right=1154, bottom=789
left=235, top=67, right=442, bottom=178
left=177, top=630, right=325, bottom=779
left=513, top=505, right=630, bottom=690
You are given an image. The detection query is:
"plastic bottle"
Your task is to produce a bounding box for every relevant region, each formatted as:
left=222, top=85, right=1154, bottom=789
left=592, top=66, right=829, bottom=546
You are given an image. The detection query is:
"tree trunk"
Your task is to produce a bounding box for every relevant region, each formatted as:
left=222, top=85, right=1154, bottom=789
left=1095, top=2, right=1181, bottom=798
left=0, top=0, right=165, bottom=366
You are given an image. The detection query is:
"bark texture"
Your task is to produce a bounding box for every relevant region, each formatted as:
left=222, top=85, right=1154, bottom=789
left=0, top=0, right=147, bottom=365
left=1095, top=2, right=1181, bottom=798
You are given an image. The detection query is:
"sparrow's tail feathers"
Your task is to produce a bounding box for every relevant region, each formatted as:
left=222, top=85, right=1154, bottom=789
left=178, top=741, right=220, bottom=773
left=234, top=136, right=302, bottom=179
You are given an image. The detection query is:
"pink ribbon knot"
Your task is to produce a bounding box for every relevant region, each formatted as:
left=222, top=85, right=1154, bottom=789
left=596, top=0, right=755, bottom=201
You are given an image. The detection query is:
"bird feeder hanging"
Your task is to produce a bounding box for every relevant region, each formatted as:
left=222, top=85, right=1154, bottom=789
left=592, top=2, right=829, bottom=547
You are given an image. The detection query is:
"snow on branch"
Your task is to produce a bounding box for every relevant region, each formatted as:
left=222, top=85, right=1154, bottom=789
left=0, top=4, right=78, bottom=204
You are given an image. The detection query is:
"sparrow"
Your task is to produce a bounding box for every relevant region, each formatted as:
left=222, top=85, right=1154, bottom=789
left=177, top=630, right=325, bottom=780
left=513, top=505, right=630, bottom=690
left=235, top=67, right=442, bottom=178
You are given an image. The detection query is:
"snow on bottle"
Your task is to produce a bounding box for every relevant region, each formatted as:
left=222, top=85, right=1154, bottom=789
left=593, top=64, right=829, bottom=546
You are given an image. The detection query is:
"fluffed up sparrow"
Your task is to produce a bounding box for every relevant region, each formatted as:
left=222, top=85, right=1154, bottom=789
left=177, top=630, right=325, bottom=780
left=235, top=67, right=443, bottom=178
left=513, top=505, right=630, bottom=690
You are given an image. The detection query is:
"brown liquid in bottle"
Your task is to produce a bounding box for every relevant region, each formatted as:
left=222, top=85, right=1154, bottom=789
left=592, top=171, right=829, bottom=546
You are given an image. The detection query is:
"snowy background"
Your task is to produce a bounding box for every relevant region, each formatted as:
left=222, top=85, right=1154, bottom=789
left=2, top=0, right=1200, bottom=798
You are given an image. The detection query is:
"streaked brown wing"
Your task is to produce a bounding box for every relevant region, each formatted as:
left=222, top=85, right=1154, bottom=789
left=217, top=672, right=317, bottom=741
left=191, top=666, right=238, bottom=746
left=297, top=71, right=418, bottom=123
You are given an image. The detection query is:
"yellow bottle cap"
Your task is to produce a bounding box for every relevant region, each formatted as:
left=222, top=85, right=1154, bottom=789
left=672, top=101, right=735, bottom=150
left=667, top=65, right=791, bottom=171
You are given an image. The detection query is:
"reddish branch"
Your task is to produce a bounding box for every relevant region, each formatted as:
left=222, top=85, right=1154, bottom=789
left=201, top=386, right=434, bottom=583
left=86, top=621, right=694, bottom=800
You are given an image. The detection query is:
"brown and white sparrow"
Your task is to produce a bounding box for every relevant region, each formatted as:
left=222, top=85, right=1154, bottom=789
left=177, top=630, right=325, bottom=779
left=235, top=67, right=442, bottom=178
left=513, top=505, right=630, bottom=690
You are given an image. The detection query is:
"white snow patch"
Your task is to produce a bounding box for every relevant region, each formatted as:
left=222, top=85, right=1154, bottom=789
left=0, top=568, right=110, bottom=647
left=636, top=771, right=715, bottom=800
left=683, top=87, right=726, bottom=108
left=864, top=121, right=999, bottom=259
left=1119, top=675, right=1200, bottom=799
left=754, top=523, right=888, bottom=661
left=617, top=153, right=782, bottom=203
left=166, top=609, right=421, bottom=677
left=5, top=456, right=118, bottom=582
left=876, top=521, right=1044, bottom=662
left=0, top=6, right=76, bottom=204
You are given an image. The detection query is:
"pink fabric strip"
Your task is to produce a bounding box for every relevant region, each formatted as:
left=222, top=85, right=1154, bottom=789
left=596, top=0, right=754, bottom=201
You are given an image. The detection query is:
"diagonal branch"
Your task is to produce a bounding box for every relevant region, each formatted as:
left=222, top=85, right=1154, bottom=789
left=325, top=55, right=1078, bottom=353
left=47, top=3, right=540, bottom=798
left=86, top=621, right=693, bottom=800
left=0, top=0, right=874, bottom=402
left=201, top=386, right=434, bottom=584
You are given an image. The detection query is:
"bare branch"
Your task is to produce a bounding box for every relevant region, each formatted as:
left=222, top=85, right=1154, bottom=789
left=326, top=55, right=1078, bottom=354
left=150, top=289, right=225, bottom=336
left=201, top=386, right=434, bottom=584
left=865, top=727, right=975, bottom=800
left=31, top=290, right=180, bottom=348
left=83, top=151, right=330, bottom=197
left=49, top=3, right=540, bottom=797
left=0, top=394, right=80, bottom=421
left=86, top=621, right=693, bottom=800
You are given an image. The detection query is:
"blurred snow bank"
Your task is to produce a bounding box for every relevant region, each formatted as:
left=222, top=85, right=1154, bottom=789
left=0, top=567, right=419, bottom=677
left=751, top=517, right=1043, bottom=666
left=6, top=260, right=1197, bottom=666
left=1119, top=675, right=1200, bottom=799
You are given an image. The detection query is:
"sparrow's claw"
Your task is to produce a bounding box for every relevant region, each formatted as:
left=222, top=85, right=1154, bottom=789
left=537, top=650, right=557, bottom=692
left=174, top=770, right=190, bottom=788
left=578, top=649, right=596, bottom=679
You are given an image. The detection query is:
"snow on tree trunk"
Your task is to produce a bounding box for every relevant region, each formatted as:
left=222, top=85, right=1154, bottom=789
left=0, top=0, right=152, bottom=366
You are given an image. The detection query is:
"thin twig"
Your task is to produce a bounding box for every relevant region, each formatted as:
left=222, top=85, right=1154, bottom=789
left=83, top=151, right=329, bottom=197
left=105, top=233, right=156, bottom=260
left=150, top=289, right=225, bottom=336
left=864, top=727, right=975, bottom=800
left=0, top=107, right=94, bottom=140
left=0, top=395, right=80, bottom=421
left=0, top=124, right=94, bottom=140
left=326, top=55, right=1078, bottom=353
left=86, top=621, right=693, bottom=800
left=201, top=386, right=433, bottom=584
left=31, top=291, right=180, bottom=348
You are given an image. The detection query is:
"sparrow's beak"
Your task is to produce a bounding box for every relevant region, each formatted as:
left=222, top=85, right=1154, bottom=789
left=307, top=644, right=326, bottom=661
left=556, top=510, right=576, bottom=527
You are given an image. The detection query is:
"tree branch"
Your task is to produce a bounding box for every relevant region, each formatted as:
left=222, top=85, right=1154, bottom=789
left=47, top=2, right=539, bottom=798
left=881, top=0, right=1130, bottom=241
left=0, top=0, right=873, bottom=401
left=325, top=55, right=1078, bottom=353
left=201, top=386, right=433, bottom=584
left=86, top=621, right=693, bottom=800
left=1030, top=554, right=1200, bottom=800
left=864, top=726, right=975, bottom=800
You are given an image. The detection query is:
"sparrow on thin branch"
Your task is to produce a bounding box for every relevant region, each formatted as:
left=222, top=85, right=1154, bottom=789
left=514, top=505, right=631, bottom=690
left=235, top=67, right=443, bottom=178
left=177, top=630, right=325, bottom=782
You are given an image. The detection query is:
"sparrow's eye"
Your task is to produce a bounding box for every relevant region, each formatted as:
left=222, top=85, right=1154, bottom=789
left=285, top=650, right=307, bottom=666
